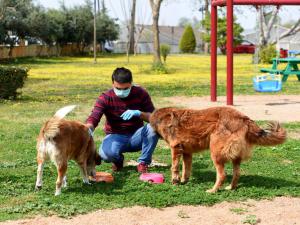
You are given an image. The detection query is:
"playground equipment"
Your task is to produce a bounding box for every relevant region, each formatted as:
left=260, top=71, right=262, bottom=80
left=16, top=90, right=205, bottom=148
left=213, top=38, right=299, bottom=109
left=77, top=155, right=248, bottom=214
left=210, top=0, right=300, bottom=105
left=252, top=8, right=282, bottom=92
left=253, top=74, right=282, bottom=92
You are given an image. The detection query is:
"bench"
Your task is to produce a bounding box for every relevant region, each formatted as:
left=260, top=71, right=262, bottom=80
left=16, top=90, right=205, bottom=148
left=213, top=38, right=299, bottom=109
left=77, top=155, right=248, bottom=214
left=260, top=68, right=284, bottom=74
left=260, top=57, right=300, bottom=82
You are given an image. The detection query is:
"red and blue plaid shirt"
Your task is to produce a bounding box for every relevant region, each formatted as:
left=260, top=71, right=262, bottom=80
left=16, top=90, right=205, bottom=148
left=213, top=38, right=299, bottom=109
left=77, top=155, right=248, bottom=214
left=86, top=85, right=155, bottom=134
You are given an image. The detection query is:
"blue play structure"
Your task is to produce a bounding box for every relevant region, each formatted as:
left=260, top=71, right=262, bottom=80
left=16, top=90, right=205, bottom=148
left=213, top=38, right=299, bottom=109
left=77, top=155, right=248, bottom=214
left=253, top=74, right=282, bottom=92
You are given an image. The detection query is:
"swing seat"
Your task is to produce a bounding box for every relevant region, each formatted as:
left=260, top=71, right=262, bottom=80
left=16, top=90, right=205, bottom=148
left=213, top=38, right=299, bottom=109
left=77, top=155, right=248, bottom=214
left=252, top=74, right=282, bottom=92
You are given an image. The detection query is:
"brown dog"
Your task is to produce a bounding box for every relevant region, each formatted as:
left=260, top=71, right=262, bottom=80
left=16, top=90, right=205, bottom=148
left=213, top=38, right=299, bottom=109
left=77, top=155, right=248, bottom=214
left=35, top=105, right=101, bottom=196
left=150, top=107, right=286, bottom=193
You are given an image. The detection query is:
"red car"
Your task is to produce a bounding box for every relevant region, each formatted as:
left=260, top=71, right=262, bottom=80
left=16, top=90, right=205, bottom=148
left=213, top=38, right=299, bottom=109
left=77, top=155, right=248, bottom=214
left=233, top=40, right=255, bottom=54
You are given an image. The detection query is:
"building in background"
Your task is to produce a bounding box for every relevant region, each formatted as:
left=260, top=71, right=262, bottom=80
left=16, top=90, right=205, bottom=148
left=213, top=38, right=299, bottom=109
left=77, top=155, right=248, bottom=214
left=113, top=24, right=204, bottom=54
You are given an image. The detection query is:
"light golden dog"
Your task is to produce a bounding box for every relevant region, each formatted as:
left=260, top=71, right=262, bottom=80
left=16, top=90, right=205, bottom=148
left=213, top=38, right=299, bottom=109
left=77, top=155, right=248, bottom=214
left=150, top=107, right=286, bottom=193
left=35, top=105, right=101, bottom=196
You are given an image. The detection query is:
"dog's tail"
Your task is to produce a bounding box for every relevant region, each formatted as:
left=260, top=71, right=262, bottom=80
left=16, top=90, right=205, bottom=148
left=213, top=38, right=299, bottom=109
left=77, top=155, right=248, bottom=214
left=42, top=105, right=77, bottom=140
left=54, top=105, right=77, bottom=119
left=246, top=120, right=286, bottom=146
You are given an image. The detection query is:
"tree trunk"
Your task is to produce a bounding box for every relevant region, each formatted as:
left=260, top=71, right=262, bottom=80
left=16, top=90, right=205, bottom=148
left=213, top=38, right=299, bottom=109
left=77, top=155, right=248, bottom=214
left=265, top=6, right=279, bottom=43
left=134, top=25, right=145, bottom=56
left=258, top=7, right=266, bottom=46
left=8, top=45, right=13, bottom=59
left=149, top=0, right=162, bottom=64
left=204, top=0, right=209, bottom=54
left=129, top=0, right=136, bottom=54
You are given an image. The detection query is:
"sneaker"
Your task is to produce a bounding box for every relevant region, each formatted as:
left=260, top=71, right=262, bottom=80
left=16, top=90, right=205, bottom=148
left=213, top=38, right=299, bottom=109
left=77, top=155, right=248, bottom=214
left=137, top=162, right=148, bottom=173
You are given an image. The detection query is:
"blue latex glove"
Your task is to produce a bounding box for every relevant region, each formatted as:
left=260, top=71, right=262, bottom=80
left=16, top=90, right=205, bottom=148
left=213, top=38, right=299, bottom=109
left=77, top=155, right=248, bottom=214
left=121, top=110, right=141, bottom=120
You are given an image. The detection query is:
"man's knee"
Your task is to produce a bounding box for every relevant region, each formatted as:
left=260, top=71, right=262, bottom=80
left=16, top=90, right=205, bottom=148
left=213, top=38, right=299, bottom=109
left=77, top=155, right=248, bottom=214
left=100, top=145, right=118, bottom=162
left=100, top=138, right=124, bottom=162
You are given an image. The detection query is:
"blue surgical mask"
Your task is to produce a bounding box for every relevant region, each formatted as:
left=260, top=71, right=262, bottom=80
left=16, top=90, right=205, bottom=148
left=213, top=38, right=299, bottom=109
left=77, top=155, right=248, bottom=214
left=113, top=87, right=131, bottom=98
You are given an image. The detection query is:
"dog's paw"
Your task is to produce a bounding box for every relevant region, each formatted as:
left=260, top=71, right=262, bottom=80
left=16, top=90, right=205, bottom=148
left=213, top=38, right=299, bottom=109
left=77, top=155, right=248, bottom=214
left=35, top=185, right=42, bottom=191
left=225, top=185, right=237, bottom=191
left=172, top=178, right=180, bottom=185
left=55, top=189, right=61, bottom=196
left=62, top=182, right=68, bottom=188
left=89, top=176, right=97, bottom=182
left=83, top=179, right=91, bottom=185
left=180, top=178, right=189, bottom=184
left=62, top=177, right=67, bottom=188
left=206, top=188, right=217, bottom=194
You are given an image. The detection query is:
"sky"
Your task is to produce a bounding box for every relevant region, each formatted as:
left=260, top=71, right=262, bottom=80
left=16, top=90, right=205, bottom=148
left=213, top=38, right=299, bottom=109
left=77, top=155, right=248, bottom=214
left=35, top=0, right=300, bottom=30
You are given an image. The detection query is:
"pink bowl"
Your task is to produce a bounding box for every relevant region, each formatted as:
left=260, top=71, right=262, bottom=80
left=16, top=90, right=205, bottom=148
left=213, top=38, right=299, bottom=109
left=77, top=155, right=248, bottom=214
left=139, top=173, right=164, bottom=184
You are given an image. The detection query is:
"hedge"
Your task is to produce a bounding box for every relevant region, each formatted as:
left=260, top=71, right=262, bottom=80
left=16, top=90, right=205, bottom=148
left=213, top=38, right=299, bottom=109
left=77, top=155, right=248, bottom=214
left=0, top=66, right=28, bottom=99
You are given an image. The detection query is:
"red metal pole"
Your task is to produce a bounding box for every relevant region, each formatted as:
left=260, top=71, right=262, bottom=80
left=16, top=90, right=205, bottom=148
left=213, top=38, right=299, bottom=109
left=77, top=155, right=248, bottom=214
left=212, top=0, right=300, bottom=6
left=226, top=0, right=234, bottom=105
left=211, top=4, right=217, bottom=102
left=234, top=0, right=300, bottom=5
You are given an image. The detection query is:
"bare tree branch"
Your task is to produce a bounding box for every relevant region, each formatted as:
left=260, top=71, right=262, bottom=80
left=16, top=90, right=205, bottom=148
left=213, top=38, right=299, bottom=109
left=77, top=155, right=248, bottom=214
left=265, top=6, right=279, bottom=42
left=279, top=18, right=300, bottom=40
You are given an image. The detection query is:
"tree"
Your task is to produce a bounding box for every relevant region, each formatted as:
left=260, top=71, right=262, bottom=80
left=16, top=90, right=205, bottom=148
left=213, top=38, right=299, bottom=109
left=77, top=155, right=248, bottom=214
left=257, top=6, right=300, bottom=46
left=26, top=6, right=55, bottom=56
left=202, top=13, right=243, bottom=54
left=95, top=10, right=119, bottom=47
left=178, top=17, right=192, bottom=27
left=179, top=25, right=196, bottom=53
left=133, top=1, right=151, bottom=55
left=0, top=0, right=34, bottom=57
left=68, top=3, right=94, bottom=54
left=149, top=0, right=163, bottom=64
left=46, top=9, right=66, bottom=53
left=129, top=0, right=136, bottom=54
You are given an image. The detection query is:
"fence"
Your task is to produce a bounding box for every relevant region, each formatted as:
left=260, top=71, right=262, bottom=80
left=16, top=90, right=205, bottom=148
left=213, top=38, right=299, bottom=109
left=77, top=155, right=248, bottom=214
left=0, top=44, right=89, bottom=59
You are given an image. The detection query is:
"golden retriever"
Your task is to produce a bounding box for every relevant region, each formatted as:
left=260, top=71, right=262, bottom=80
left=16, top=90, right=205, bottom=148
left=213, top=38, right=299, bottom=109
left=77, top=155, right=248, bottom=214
left=35, top=105, right=101, bottom=196
left=150, top=107, right=286, bottom=193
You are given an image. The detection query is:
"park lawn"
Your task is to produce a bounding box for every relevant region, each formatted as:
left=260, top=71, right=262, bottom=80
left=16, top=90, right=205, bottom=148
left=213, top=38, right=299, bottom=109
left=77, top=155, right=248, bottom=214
left=0, top=54, right=300, bottom=221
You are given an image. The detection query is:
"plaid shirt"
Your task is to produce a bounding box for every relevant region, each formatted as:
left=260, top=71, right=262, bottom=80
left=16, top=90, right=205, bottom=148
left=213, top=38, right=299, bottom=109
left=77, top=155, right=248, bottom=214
left=86, top=85, right=155, bottom=134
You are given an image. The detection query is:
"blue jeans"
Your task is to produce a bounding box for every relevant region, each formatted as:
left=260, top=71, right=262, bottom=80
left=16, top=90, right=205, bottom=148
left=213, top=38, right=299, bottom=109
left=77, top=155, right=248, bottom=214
left=99, top=124, right=159, bottom=165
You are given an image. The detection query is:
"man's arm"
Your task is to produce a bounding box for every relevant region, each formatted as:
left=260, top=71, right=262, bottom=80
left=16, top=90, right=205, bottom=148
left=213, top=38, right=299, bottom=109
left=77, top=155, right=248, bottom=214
left=85, top=95, right=106, bottom=131
left=85, top=123, right=94, bottom=131
left=140, top=112, right=151, bottom=122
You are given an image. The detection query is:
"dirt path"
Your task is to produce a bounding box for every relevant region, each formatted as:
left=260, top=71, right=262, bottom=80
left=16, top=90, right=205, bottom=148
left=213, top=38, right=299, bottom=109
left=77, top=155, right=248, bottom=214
left=2, top=197, right=300, bottom=225
left=2, top=95, right=300, bottom=225
left=165, top=95, right=300, bottom=123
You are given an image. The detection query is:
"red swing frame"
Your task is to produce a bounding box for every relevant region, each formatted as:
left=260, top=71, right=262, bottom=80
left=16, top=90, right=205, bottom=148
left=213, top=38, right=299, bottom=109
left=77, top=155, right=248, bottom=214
left=210, top=0, right=300, bottom=105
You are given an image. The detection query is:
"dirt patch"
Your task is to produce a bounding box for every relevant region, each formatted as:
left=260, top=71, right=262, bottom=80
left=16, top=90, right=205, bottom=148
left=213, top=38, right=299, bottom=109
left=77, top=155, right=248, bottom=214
left=165, top=95, right=300, bottom=123
left=2, top=197, right=300, bottom=225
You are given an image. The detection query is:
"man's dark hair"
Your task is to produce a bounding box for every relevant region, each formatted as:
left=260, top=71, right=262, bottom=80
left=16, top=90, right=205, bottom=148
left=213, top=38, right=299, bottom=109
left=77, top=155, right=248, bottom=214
left=112, top=67, right=133, bottom=83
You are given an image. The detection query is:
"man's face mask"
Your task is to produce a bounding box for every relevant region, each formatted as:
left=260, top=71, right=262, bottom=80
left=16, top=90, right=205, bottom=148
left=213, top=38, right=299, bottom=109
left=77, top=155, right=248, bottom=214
left=113, top=87, right=131, bottom=98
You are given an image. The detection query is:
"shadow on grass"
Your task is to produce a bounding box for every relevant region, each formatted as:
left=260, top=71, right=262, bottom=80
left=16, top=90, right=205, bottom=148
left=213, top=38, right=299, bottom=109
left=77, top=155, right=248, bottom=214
left=192, top=169, right=299, bottom=190
left=1, top=54, right=128, bottom=65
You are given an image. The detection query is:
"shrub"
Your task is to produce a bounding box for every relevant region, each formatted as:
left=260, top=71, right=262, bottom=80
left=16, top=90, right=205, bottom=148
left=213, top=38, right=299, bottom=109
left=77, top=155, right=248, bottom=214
left=259, top=45, right=276, bottom=64
left=0, top=66, right=28, bottom=99
left=151, top=62, right=168, bottom=74
left=160, top=44, right=171, bottom=63
left=179, top=25, right=196, bottom=53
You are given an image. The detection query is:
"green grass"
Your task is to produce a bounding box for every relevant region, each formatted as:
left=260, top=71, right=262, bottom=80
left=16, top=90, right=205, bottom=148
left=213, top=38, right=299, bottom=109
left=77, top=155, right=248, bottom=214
left=0, top=54, right=300, bottom=221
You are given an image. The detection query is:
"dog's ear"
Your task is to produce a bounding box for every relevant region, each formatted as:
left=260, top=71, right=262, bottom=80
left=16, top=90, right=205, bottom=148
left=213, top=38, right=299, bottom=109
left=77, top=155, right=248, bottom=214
left=95, top=154, right=102, bottom=165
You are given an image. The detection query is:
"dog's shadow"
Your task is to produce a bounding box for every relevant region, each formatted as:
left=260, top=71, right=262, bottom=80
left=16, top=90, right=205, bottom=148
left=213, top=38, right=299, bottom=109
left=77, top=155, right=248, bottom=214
left=63, top=161, right=299, bottom=195
left=191, top=170, right=299, bottom=190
